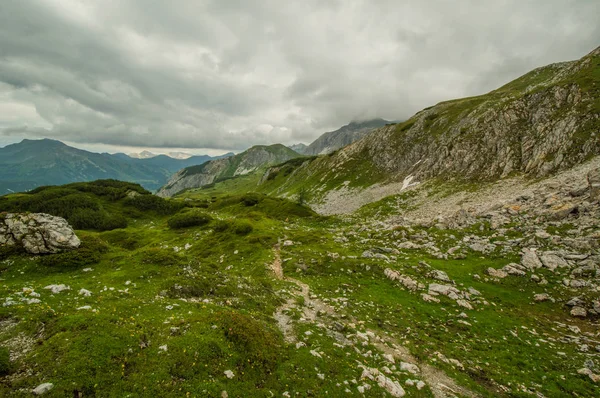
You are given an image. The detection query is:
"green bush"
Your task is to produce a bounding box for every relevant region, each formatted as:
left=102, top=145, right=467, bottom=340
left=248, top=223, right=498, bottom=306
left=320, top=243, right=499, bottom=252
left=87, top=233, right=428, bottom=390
left=0, top=245, right=25, bottom=261
left=233, top=220, right=253, bottom=235
left=219, top=311, right=282, bottom=373
left=240, top=193, right=262, bottom=206
left=213, top=220, right=231, bottom=232
left=124, top=195, right=183, bottom=215
left=101, top=230, right=141, bottom=250
left=167, top=211, right=212, bottom=229
left=141, top=248, right=181, bottom=266
left=0, top=347, right=10, bottom=376
left=40, top=236, right=108, bottom=268
left=69, top=208, right=127, bottom=231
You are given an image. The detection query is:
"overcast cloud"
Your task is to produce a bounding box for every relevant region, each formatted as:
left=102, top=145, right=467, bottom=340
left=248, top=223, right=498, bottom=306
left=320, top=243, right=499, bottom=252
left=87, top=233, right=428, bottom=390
left=0, top=0, right=598, bottom=153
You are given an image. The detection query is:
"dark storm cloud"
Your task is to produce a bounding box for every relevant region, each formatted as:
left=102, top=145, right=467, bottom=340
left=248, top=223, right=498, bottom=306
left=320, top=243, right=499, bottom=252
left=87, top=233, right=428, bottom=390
left=0, top=0, right=598, bottom=150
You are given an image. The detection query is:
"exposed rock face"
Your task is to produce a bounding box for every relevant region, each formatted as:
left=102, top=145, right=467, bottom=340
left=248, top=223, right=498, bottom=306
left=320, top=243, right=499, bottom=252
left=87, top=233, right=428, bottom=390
left=303, top=119, right=390, bottom=156
left=0, top=213, right=80, bottom=254
left=157, top=144, right=299, bottom=197
left=588, top=167, right=600, bottom=202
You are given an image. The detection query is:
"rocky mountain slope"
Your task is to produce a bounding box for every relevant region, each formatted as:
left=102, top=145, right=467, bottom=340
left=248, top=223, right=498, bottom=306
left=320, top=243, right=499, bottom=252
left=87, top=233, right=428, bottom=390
left=0, top=139, right=231, bottom=193
left=287, top=143, right=307, bottom=154
left=302, top=118, right=390, bottom=156
left=258, top=47, right=600, bottom=213
left=157, top=144, right=300, bottom=197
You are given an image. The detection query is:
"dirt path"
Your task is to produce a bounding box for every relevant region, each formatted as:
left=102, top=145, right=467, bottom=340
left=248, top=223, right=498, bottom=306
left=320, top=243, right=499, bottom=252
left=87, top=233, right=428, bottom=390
left=269, top=243, right=479, bottom=398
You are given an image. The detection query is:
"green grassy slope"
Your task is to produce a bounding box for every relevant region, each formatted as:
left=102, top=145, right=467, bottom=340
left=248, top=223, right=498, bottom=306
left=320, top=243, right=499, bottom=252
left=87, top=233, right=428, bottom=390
left=1, top=180, right=598, bottom=396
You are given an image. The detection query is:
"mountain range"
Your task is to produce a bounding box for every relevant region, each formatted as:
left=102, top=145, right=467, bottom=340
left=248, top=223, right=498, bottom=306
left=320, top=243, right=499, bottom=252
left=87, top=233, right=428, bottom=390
left=0, top=139, right=232, bottom=194
left=128, top=151, right=193, bottom=160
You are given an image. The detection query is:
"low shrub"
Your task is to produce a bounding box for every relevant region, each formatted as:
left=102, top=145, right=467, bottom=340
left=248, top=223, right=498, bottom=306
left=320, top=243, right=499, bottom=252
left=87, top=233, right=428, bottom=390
left=141, top=248, right=181, bottom=266
left=124, top=195, right=183, bottom=215
left=167, top=211, right=212, bottom=229
left=213, top=220, right=231, bottom=232
left=0, top=347, right=10, bottom=376
left=40, top=236, right=108, bottom=268
left=218, top=311, right=282, bottom=373
left=0, top=245, right=25, bottom=261
left=233, top=220, right=253, bottom=235
left=69, top=208, right=127, bottom=231
left=101, top=230, right=141, bottom=250
left=240, top=192, right=262, bottom=206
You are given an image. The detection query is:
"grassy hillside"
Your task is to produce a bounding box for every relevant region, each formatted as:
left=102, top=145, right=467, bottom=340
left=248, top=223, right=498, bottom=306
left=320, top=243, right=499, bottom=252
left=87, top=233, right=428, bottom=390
left=1, top=179, right=598, bottom=396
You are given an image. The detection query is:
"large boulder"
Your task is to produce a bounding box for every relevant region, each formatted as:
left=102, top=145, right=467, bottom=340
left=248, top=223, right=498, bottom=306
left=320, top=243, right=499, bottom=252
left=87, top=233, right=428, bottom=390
left=0, top=213, right=80, bottom=254
left=521, top=248, right=543, bottom=270
left=589, top=167, right=600, bottom=202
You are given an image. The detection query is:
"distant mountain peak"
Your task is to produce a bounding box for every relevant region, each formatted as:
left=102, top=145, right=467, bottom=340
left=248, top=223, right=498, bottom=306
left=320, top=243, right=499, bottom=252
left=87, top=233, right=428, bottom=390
left=128, top=150, right=157, bottom=159
left=128, top=150, right=193, bottom=160
left=303, top=118, right=390, bottom=156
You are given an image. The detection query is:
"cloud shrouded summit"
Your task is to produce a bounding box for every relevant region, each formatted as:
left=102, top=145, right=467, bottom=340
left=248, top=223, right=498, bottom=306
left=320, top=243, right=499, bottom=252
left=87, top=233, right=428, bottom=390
left=0, top=0, right=598, bottom=151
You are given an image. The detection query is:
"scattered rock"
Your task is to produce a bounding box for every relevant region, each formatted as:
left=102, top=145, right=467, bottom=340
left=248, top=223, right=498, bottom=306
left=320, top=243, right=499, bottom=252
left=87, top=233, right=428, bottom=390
left=224, top=370, right=235, bottom=379
left=32, top=383, right=54, bottom=395
left=578, top=367, right=600, bottom=382
left=534, top=293, right=552, bottom=302
left=429, top=270, right=452, bottom=283
left=502, top=263, right=526, bottom=276
left=539, top=253, right=568, bottom=270
left=44, top=284, right=70, bottom=294
left=421, top=293, right=440, bottom=303
left=521, top=249, right=543, bottom=270
left=486, top=268, right=507, bottom=278
left=570, top=306, right=587, bottom=318
left=400, top=362, right=420, bottom=375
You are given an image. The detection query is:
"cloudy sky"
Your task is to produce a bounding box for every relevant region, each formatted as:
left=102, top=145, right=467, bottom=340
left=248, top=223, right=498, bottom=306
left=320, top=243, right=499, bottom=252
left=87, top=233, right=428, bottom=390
left=0, top=0, right=598, bottom=155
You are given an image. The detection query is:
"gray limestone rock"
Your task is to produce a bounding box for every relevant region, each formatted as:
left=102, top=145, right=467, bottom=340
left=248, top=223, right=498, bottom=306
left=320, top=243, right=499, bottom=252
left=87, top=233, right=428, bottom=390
left=0, top=213, right=80, bottom=254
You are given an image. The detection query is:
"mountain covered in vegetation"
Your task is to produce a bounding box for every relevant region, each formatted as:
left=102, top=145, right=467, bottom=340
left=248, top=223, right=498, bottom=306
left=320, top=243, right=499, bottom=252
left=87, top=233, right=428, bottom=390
left=0, top=139, right=232, bottom=194
left=157, top=144, right=301, bottom=197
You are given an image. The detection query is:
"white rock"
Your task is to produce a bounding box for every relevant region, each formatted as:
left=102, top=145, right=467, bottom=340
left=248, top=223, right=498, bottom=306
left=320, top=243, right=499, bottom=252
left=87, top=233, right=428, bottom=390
left=400, top=362, right=420, bottom=375
left=44, top=284, right=70, bottom=294
left=456, top=299, right=474, bottom=310
left=224, top=370, right=235, bottom=379
left=79, top=288, right=92, bottom=297
left=521, top=248, right=543, bottom=269
left=32, top=383, right=54, bottom=395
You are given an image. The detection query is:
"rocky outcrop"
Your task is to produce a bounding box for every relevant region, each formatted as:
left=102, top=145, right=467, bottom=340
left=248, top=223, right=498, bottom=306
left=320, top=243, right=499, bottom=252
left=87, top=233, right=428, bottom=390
left=157, top=144, right=300, bottom=197
left=303, top=119, right=390, bottom=156
left=0, top=213, right=80, bottom=254
left=588, top=167, right=600, bottom=202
